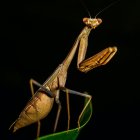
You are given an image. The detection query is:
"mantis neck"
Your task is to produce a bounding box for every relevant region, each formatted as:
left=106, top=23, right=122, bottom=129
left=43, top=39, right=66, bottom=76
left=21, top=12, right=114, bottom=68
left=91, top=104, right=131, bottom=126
left=62, top=26, right=91, bottom=71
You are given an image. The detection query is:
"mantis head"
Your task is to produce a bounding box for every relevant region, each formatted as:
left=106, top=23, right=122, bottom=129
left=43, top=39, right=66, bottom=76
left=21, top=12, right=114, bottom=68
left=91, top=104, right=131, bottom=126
left=83, top=18, right=102, bottom=29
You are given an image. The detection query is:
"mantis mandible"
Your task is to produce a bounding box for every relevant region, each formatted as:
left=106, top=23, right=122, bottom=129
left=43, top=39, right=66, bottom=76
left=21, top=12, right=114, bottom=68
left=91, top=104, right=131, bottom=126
left=9, top=17, right=117, bottom=139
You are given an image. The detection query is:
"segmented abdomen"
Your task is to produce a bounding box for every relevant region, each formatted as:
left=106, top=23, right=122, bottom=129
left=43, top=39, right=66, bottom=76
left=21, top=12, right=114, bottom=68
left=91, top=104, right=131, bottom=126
left=13, top=92, right=54, bottom=132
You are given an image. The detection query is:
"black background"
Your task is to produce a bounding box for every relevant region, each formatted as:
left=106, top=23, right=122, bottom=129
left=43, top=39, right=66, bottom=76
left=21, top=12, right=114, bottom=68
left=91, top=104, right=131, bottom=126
left=1, top=0, right=140, bottom=139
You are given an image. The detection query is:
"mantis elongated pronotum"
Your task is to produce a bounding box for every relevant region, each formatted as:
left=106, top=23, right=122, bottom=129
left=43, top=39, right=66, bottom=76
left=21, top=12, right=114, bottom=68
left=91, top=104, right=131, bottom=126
left=9, top=16, right=117, bottom=139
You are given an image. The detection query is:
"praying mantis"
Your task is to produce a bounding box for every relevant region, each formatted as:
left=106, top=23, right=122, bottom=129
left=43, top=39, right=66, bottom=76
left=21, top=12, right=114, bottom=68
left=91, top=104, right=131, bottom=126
left=9, top=17, right=117, bottom=139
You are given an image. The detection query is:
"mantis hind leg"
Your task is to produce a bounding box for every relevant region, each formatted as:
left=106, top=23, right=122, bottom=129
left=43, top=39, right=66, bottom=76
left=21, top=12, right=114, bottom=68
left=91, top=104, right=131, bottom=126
left=29, top=79, right=54, bottom=139
left=29, top=79, right=41, bottom=139
left=53, top=95, right=62, bottom=133
left=60, top=87, right=92, bottom=130
left=66, top=89, right=70, bottom=131
left=53, top=89, right=70, bottom=133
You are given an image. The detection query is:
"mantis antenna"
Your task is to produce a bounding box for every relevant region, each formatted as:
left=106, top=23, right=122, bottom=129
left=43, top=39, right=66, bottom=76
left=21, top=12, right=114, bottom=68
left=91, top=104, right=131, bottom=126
left=80, top=0, right=120, bottom=18
left=79, top=0, right=92, bottom=18
left=95, top=0, right=120, bottom=18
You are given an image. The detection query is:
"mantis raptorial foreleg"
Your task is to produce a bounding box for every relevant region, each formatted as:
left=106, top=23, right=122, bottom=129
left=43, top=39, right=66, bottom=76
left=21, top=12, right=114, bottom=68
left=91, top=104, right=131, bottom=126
left=78, top=46, right=117, bottom=73
left=62, top=18, right=117, bottom=74
left=75, top=18, right=117, bottom=73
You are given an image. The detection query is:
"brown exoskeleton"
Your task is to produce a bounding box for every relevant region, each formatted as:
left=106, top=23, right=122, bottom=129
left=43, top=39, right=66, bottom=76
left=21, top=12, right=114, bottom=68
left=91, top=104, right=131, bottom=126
left=9, top=17, right=117, bottom=139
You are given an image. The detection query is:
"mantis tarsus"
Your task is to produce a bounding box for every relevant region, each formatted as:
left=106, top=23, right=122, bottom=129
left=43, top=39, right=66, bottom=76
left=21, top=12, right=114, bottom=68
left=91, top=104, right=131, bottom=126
left=9, top=17, right=117, bottom=139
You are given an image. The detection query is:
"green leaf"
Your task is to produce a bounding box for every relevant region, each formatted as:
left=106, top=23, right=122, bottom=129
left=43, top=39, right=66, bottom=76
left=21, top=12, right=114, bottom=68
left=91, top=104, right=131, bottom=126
left=39, top=98, right=92, bottom=140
